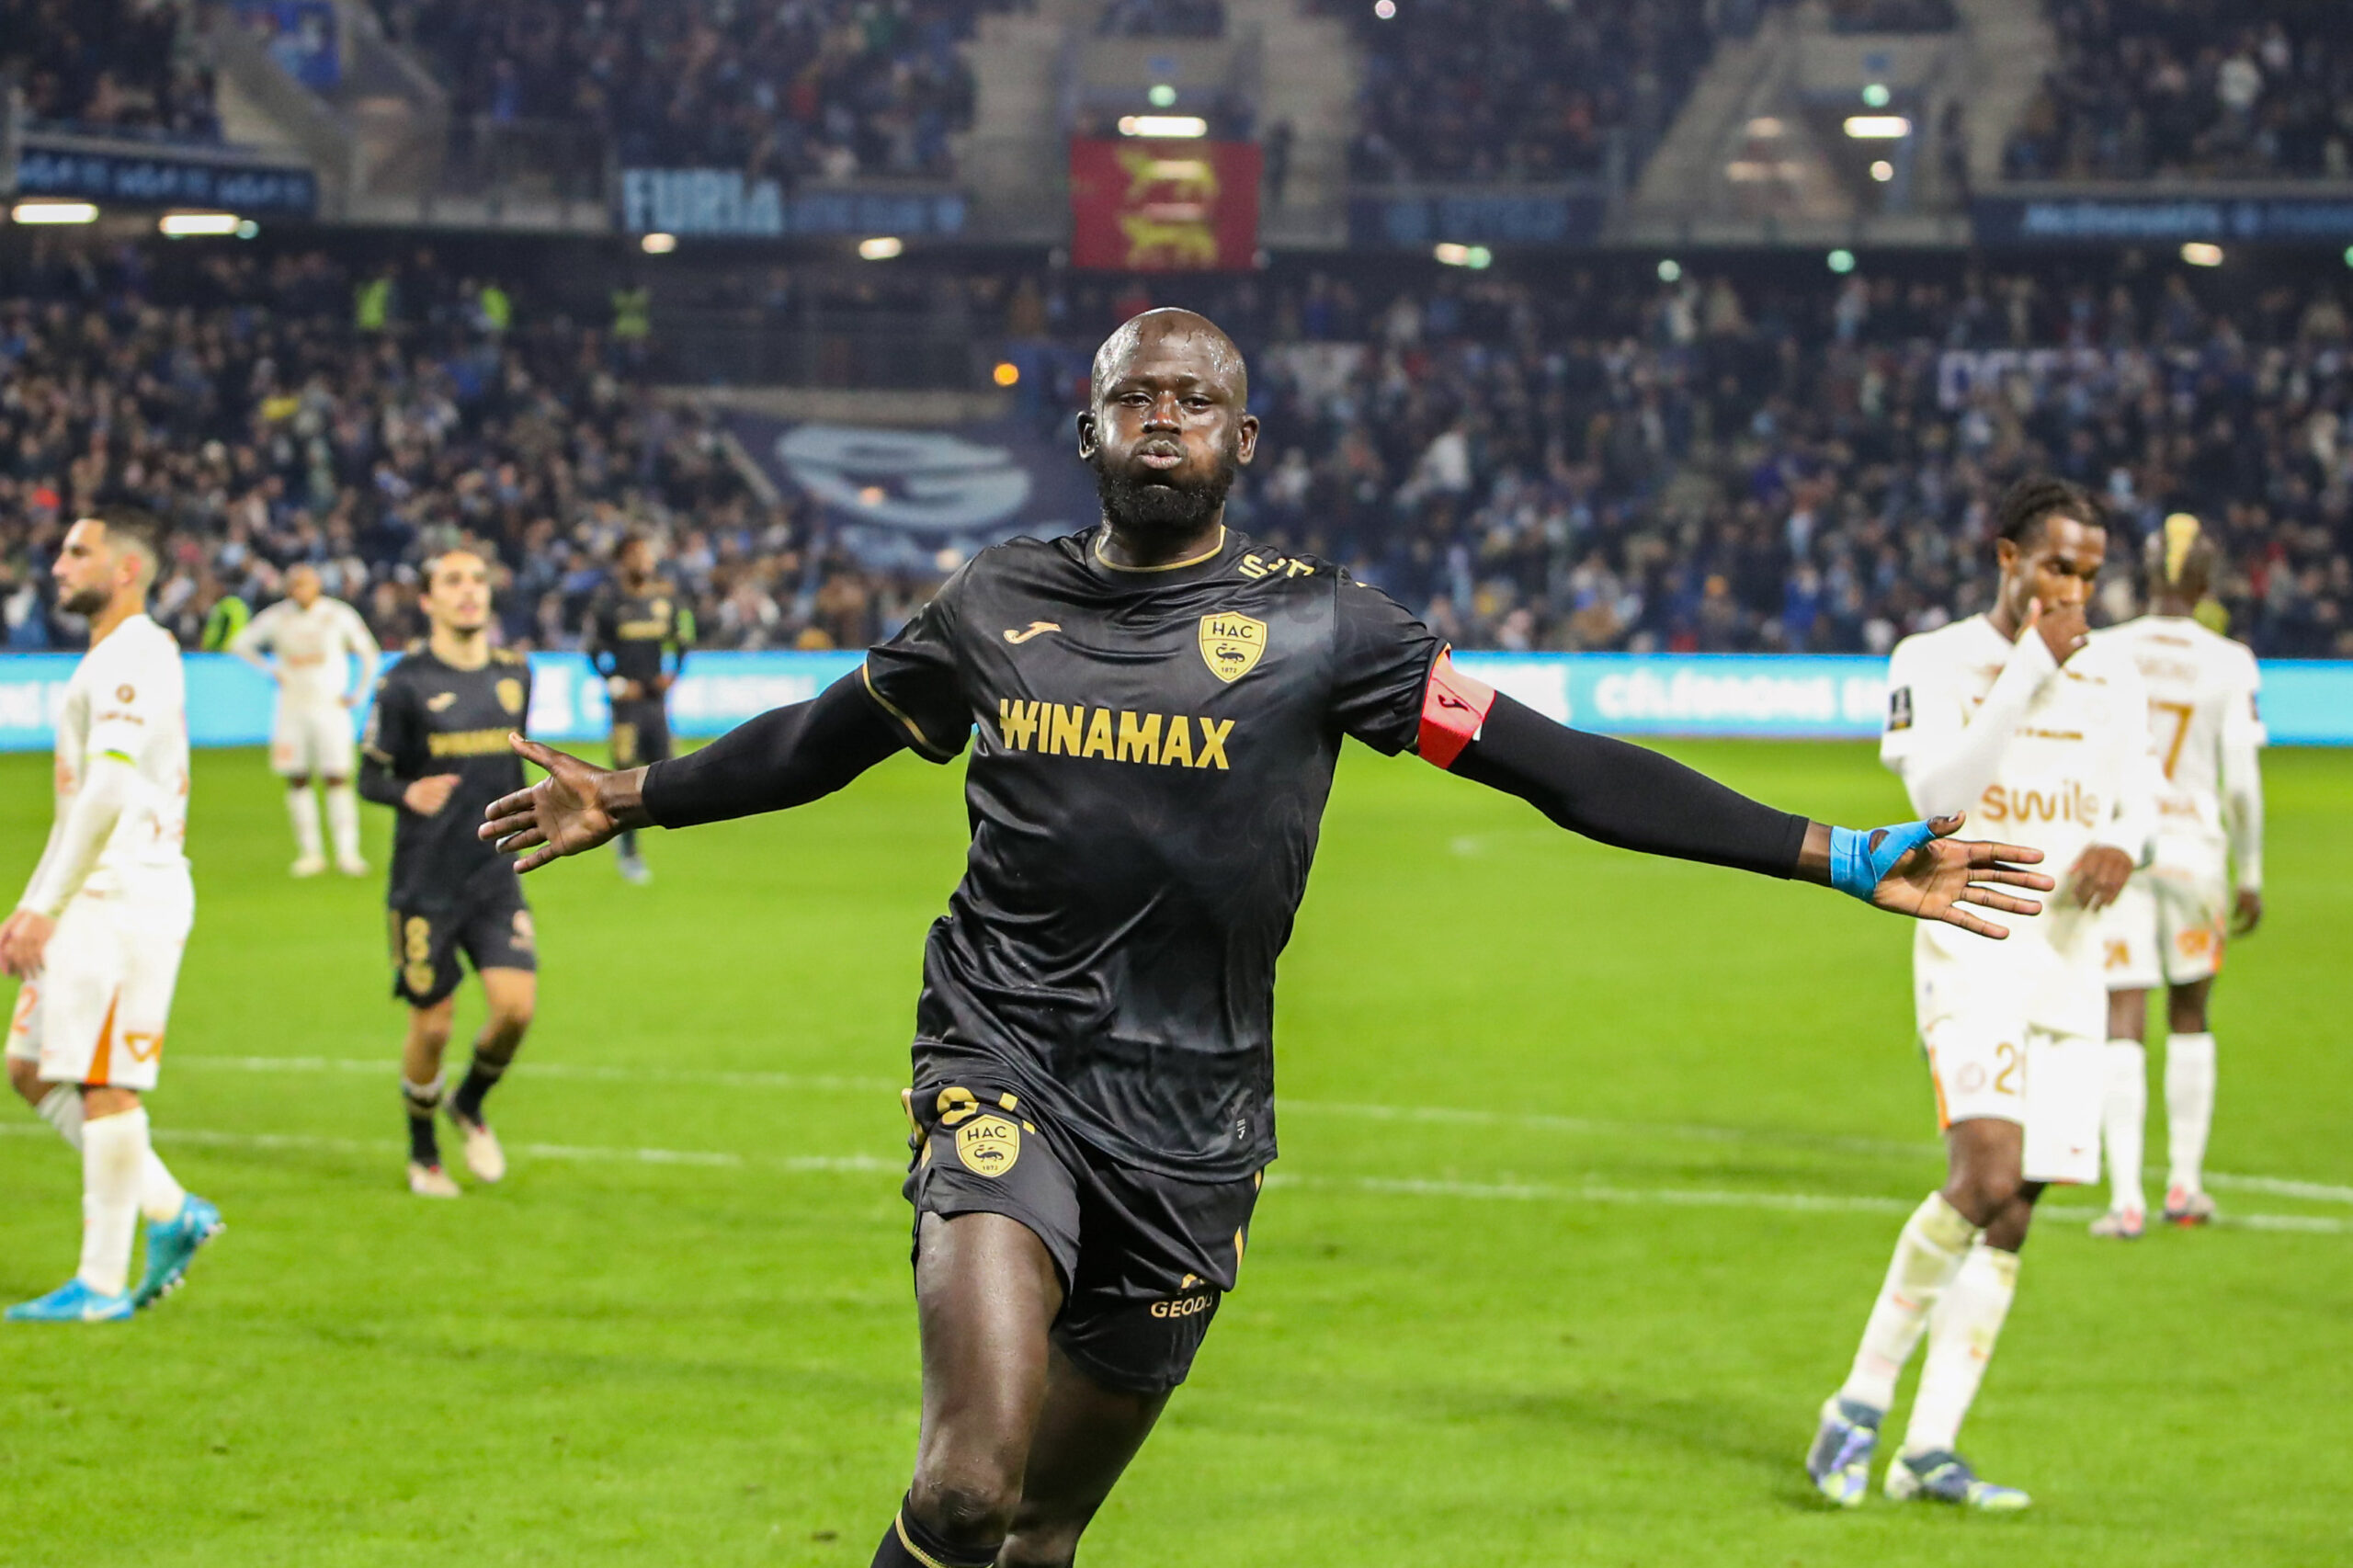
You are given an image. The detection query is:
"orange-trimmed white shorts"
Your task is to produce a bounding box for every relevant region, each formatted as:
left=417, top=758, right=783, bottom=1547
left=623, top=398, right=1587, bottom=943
left=2099, top=840, right=2230, bottom=991
left=271, top=699, right=358, bottom=778
left=6, top=876, right=192, bottom=1093
left=1921, top=1014, right=2102, bottom=1186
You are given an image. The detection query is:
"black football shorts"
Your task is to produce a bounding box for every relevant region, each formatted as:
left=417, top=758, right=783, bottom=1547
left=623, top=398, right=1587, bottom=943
left=389, top=882, right=537, bottom=1008
left=902, top=1076, right=1262, bottom=1396
left=609, top=698, right=673, bottom=769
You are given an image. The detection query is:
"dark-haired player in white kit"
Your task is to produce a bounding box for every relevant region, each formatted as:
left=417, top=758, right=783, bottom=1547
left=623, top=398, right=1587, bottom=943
left=483, top=311, right=2053, bottom=1568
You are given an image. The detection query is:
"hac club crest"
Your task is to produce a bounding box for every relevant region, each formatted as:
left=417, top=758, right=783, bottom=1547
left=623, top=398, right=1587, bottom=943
left=955, top=1115, right=1021, bottom=1178
left=496, top=678, right=526, bottom=715
left=1198, top=613, right=1267, bottom=684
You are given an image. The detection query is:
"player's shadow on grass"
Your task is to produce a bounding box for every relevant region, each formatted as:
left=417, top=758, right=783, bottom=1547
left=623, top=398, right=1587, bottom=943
left=1416, top=1381, right=1826, bottom=1504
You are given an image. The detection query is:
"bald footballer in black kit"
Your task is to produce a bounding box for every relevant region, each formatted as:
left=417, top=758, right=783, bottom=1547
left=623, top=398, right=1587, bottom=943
left=482, top=311, right=2054, bottom=1566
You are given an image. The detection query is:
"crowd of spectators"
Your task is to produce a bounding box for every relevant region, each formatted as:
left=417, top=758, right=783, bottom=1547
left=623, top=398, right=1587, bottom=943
left=4, top=240, right=2349, bottom=665
left=370, top=0, right=1016, bottom=180
left=2006, top=1, right=2353, bottom=181
left=1013, top=260, right=2353, bottom=658
left=4, top=0, right=220, bottom=141
left=1098, top=0, right=1224, bottom=38
left=0, top=241, right=929, bottom=658
left=1326, top=0, right=1716, bottom=184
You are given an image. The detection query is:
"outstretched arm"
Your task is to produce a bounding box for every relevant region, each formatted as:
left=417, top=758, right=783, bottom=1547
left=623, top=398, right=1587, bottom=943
left=1434, top=680, right=2052, bottom=939
left=479, top=669, right=906, bottom=870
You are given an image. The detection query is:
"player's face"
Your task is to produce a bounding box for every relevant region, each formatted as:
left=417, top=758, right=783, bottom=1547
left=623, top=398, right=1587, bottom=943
left=1997, top=514, right=2106, bottom=622
left=423, top=554, right=493, bottom=634
left=54, top=519, right=122, bottom=617
left=288, top=567, right=322, bottom=608
left=1081, top=324, right=1259, bottom=540
left=618, top=540, right=652, bottom=583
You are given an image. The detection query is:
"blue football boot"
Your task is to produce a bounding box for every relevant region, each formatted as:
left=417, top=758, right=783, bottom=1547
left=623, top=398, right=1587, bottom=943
left=133, top=1194, right=224, bottom=1309
left=6, top=1279, right=134, bottom=1323
left=1804, top=1396, right=1882, bottom=1507
left=1885, top=1449, right=2031, bottom=1511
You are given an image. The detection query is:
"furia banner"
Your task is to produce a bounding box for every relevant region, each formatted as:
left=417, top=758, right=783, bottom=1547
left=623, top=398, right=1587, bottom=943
left=0, top=652, right=2343, bottom=752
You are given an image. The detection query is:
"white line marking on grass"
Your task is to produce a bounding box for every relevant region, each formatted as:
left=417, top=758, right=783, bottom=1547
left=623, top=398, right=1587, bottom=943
left=160, top=1054, right=2353, bottom=1206
left=4, top=1123, right=2343, bottom=1233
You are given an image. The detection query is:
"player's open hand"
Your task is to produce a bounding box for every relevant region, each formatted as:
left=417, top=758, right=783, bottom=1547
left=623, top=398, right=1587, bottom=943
left=479, top=736, right=639, bottom=872
left=0, top=908, right=56, bottom=978
left=1867, top=814, right=2055, bottom=939
left=2066, top=844, right=2135, bottom=912
left=402, top=773, right=461, bottom=817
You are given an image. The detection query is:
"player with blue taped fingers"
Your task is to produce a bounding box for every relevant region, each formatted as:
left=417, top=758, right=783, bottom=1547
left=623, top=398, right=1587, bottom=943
left=1829, top=822, right=1941, bottom=903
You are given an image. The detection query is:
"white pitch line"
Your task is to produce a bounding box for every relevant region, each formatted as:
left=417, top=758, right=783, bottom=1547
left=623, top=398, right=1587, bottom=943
left=159, top=1054, right=2353, bottom=1206
left=2, top=1122, right=2345, bottom=1234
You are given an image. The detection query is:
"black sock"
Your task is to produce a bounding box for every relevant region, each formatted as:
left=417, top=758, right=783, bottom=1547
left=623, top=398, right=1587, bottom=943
left=617, top=827, right=639, bottom=858
left=451, top=1057, right=508, bottom=1125
left=869, top=1496, right=999, bottom=1568
left=402, top=1078, right=443, bottom=1166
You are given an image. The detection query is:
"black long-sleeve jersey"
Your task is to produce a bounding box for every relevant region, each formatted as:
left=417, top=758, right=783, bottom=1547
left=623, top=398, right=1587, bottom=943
left=359, top=644, right=533, bottom=908
left=852, top=528, right=1443, bottom=1182
left=585, top=580, right=692, bottom=689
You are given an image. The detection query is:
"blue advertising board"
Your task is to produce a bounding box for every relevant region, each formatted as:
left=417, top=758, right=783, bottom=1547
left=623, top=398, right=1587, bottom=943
left=0, top=652, right=2341, bottom=753
left=1347, top=188, right=1608, bottom=249
left=15, top=136, right=319, bottom=216
left=616, top=168, right=967, bottom=238
left=1972, top=193, right=2353, bottom=245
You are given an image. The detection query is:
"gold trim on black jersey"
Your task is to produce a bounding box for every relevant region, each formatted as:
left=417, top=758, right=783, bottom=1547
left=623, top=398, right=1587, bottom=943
left=860, top=661, right=956, bottom=761
left=1091, top=525, right=1226, bottom=574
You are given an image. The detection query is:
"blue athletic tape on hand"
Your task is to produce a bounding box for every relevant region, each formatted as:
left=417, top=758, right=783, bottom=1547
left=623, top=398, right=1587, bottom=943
left=1829, top=821, right=1937, bottom=902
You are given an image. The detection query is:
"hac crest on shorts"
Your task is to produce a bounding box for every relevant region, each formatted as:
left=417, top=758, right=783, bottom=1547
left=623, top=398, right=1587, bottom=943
left=955, top=1115, right=1021, bottom=1177
left=496, top=677, right=526, bottom=715
left=1198, top=612, right=1267, bottom=684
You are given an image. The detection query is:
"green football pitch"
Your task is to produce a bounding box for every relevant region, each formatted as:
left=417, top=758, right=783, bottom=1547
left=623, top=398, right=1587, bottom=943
left=1, top=741, right=2347, bottom=1566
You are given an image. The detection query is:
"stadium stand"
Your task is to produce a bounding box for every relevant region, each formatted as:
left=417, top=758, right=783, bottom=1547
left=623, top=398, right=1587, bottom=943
left=3, top=0, right=221, bottom=141
left=2006, top=0, right=2353, bottom=180
left=1326, top=0, right=1719, bottom=183
left=2, top=242, right=2347, bottom=661
left=1098, top=0, right=1227, bottom=38
left=369, top=0, right=1013, bottom=178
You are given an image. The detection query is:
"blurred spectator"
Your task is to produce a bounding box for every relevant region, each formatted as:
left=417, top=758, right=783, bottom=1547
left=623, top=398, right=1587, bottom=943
left=1098, top=0, right=1224, bottom=37
left=1324, top=0, right=1716, bottom=183
left=373, top=0, right=1017, bottom=180
left=2006, top=1, right=2353, bottom=180
left=3, top=0, right=220, bottom=140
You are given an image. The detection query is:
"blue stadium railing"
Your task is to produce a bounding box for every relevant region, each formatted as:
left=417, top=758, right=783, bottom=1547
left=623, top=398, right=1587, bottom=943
left=0, top=653, right=2342, bottom=750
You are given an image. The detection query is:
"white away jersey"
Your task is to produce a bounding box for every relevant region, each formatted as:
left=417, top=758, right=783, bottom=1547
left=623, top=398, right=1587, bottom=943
left=2088, top=615, right=2263, bottom=849
left=234, top=595, right=379, bottom=707
left=52, top=614, right=191, bottom=887
left=1881, top=613, right=2155, bottom=1038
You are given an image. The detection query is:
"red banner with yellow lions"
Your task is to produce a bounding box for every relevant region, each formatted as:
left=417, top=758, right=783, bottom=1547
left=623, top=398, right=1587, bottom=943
left=1069, top=139, right=1261, bottom=271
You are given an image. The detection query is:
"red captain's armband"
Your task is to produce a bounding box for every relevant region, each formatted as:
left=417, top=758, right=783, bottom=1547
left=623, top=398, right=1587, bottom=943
left=1416, top=652, right=1497, bottom=770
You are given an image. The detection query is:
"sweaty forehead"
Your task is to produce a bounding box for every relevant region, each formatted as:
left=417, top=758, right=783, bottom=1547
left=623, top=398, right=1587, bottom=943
left=2035, top=517, right=2107, bottom=562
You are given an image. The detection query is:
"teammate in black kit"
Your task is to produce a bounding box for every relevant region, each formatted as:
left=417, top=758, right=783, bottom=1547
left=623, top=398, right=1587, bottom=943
left=481, top=312, right=2054, bottom=1566
left=584, top=532, right=692, bottom=884
left=359, top=551, right=538, bottom=1199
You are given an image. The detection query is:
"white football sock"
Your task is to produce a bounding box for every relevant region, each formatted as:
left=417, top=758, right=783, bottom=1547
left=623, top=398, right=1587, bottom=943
left=2101, top=1039, right=2148, bottom=1215
left=325, top=782, right=361, bottom=861
left=1903, top=1243, right=2019, bottom=1457
left=140, top=1146, right=188, bottom=1224
left=77, top=1108, right=149, bottom=1298
left=288, top=787, right=324, bottom=861
left=38, top=1086, right=181, bottom=1221
left=2165, top=1031, right=2218, bottom=1194
left=1837, top=1192, right=1979, bottom=1415
left=37, top=1083, right=84, bottom=1148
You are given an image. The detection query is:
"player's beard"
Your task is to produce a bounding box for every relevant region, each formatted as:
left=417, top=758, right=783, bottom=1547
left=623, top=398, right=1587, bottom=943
left=60, top=584, right=108, bottom=617
left=1090, top=438, right=1240, bottom=545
